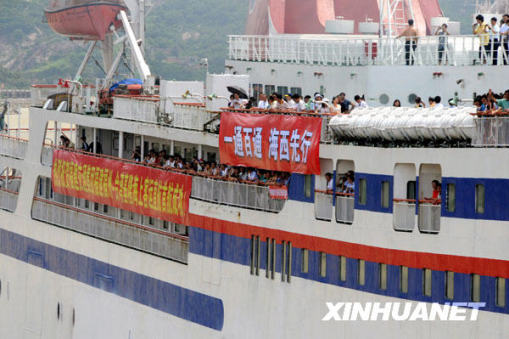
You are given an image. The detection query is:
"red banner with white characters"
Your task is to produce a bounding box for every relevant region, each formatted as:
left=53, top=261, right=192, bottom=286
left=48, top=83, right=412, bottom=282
left=51, top=150, right=192, bottom=224
left=269, top=186, right=288, bottom=200
left=219, top=113, right=321, bottom=175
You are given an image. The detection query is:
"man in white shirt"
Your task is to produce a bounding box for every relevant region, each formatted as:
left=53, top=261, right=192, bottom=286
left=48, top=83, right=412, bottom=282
left=433, top=96, right=444, bottom=109
left=230, top=93, right=243, bottom=109
left=489, top=17, right=501, bottom=65
left=326, top=173, right=334, bottom=193
left=293, top=94, right=306, bottom=112
left=501, top=14, right=509, bottom=65
left=257, top=93, right=269, bottom=109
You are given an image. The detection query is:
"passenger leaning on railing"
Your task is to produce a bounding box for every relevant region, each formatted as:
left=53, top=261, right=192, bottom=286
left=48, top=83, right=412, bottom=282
left=501, top=14, right=509, bottom=65
left=397, top=19, right=418, bottom=66
left=424, top=180, right=442, bottom=205
left=473, top=15, right=490, bottom=64
left=489, top=17, right=501, bottom=66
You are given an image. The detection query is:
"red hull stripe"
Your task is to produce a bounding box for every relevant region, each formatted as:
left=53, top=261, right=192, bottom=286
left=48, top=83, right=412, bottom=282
left=187, top=213, right=509, bottom=279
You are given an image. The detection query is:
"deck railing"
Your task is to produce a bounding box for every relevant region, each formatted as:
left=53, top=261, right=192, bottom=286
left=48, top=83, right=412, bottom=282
left=393, top=199, right=416, bottom=232
left=472, top=116, right=509, bottom=147
left=0, top=135, right=28, bottom=159
left=171, top=103, right=213, bottom=131
left=191, top=176, right=286, bottom=213
left=335, top=193, right=354, bottom=224
left=113, top=95, right=160, bottom=123
left=32, top=197, right=189, bottom=263
left=0, top=188, right=18, bottom=212
left=314, top=190, right=333, bottom=221
left=228, top=35, right=508, bottom=67
left=418, top=202, right=441, bottom=233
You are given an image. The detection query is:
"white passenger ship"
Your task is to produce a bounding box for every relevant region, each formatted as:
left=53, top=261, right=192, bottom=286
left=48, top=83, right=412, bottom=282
left=1, top=1, right=509, bottom=338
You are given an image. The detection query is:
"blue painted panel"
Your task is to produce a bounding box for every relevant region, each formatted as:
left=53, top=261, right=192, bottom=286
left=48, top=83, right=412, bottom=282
left=442, top=177, right=509, bottom=221
left=288, top=174, right=315, bottom=203
left=0, top=229, right=224, bottom=330
left=354, top=173, right=394, bottom=213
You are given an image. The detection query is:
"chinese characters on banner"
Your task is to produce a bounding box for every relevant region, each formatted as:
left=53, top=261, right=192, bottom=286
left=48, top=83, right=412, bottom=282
left=269, top=186, right=288, bottom=200
left=219, top=113, right=322, bottom=175
left=51, top=150, right=192, bottom=224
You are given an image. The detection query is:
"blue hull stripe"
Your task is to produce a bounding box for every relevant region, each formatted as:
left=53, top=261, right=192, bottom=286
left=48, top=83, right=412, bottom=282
left=189, top=227, right=509, bottom=315
left=0, top=228, right=224, bottom=331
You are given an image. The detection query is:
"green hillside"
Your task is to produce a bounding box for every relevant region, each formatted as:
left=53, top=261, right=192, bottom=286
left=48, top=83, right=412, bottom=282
left=0, top=0, right=479, bottom=88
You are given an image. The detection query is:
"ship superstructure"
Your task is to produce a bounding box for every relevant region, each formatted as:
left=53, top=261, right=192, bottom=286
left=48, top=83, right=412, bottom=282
left=0, top=1, right=509, bottom=338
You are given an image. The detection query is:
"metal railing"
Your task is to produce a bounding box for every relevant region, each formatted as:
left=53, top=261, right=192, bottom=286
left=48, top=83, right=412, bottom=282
left=0, top=135, right=28, bottom=159
left=314, top=191, right=333, bottom=221
left=335, top=194, right=354, bottom=224
left=472, top=116, right=509, bottom=147
left=113, top=95, right=160, bottom=123
left=191, top=176, right=286, bottom=213
left=228, top=35, right=509, bottom=67
left=41, top=146, right=54, bottom=166
left=32, top=198, right=189, bottom=263
left=171, top=103, right=214, bottom=131
left=0, top=188, right=18, bottom=212
left=418, top=202, right=441, bottom=233
left=393, top=199, right=416, bottom=232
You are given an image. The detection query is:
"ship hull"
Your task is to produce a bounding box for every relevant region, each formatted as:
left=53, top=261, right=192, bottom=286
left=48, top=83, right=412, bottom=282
left=45, top=3, right=126, bottom=40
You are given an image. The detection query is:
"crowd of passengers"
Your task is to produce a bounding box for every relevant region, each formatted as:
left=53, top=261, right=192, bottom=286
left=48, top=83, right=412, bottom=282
left=324, top=171, right=355, bottom=195
left=130, top=147, right=291, bottom=186
left=228, top=88, right=509, bottom=115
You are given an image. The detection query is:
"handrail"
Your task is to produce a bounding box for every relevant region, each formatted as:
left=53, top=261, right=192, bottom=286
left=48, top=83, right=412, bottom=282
left=336, top=192, right=355, bottom=197
left=393, top=198, right=417, bottom=203
left=0, top=187, right=19, bottom=195
left=113, top=94, right=160, bottom=102
left=45, top=146, right=288, bottom=188
left=0, top=134, right=29, bottom=142
left=221, top=107, right=336, bottom=117
left=419, top=199, right=442, bottom=205
left=33, top=196, right=189, bottom=241
left=173, top=102, right=206, bottom=107
left=472, top=110, right=509, bottom=117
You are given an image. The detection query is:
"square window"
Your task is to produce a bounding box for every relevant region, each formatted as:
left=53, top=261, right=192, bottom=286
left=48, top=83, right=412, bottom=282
left=358, top=260, right=365, bottom=286
left=423, top=268, right=432, bottom=297
left=359, top=179, right=367, bottom=206
left=320, top=252, right=327, bottom=278
left=379, top=263, right=387, bottom=290
left=301, top=249, right=309, bottom=273
left=339, top=256, right=347, bottom=282
left=381, top=181, right=390, bottom=209
left=471, top=274, right=480, bottom=302
left=400, top=266, right=409, bottom=294
left=445, top=271, right=454, bottom=300
left=475, top=184, right=485, bottom=214
left=496, top=277, right=506, bottom=307
left=447, top=183, right=456, bottom=213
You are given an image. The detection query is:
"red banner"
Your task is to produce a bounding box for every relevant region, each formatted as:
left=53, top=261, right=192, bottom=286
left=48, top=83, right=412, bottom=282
left=219, top=113, right=321, bottom=174
left=51, top=150, right=192, bottom=224
left=269, top=186, right=288, bottom=200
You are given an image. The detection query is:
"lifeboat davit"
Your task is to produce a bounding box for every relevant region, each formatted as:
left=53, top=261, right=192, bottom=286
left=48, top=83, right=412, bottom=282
left=45, top=0, right=127, bottom=40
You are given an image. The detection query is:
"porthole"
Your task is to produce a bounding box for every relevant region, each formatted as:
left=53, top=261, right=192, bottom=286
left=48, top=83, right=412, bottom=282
left=408, top=93, right=417, bottom=104
left=379, top=94, right=390, bottom=105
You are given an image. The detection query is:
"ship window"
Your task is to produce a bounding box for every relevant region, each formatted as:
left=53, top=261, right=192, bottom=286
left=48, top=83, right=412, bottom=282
left=358, top=259, right=365, bottom=286
left=286, top=242, right=292, bottom=283
left=252, top=84, right=263, bottom=100
left=250, top=235, right=260, bottom=276
left=475, top=184, right=485, bottom=214
left=379, top=94, right=390, bottom=105
left=319, top=252, right=327, bottom=278
left=447, top=184, right=456, bottom=213
left=445, top=271, right=454, bottom=300
left=266, top=238, right=276, bottom=279
left=304, top=175, right=312, bottom=198
left=408, top=93, right=417, bottom=104
left=471, top=274, right=480, bottom=302
left=359, top=179, right=367, bottom=205
left=290, top=87, right=302, bottom=96
left=301, top=249, right=309, bottom=273
left=264, top=85, right=275, bottom=96
left=423, top=268, right=432, bottom=297
left=381, top=181, right=390, bottom=208
left=406, top=181, right=416, bottom=200
left=339, top=256, right=347, bottom=282
left=277, top=86, right=288, bottom=95
left=379, top=263, right=387, bottom=290
left=400, top=266, right=408, bottom=294
left=496, top=278, right=506, bottom=307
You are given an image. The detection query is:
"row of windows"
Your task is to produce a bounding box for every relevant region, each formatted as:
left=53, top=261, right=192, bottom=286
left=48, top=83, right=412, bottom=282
left=356, top=178, right=486, bottom=214
left=252, top=84, right=303, bottom=100
left=250, top=238, right=507, bottom=307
